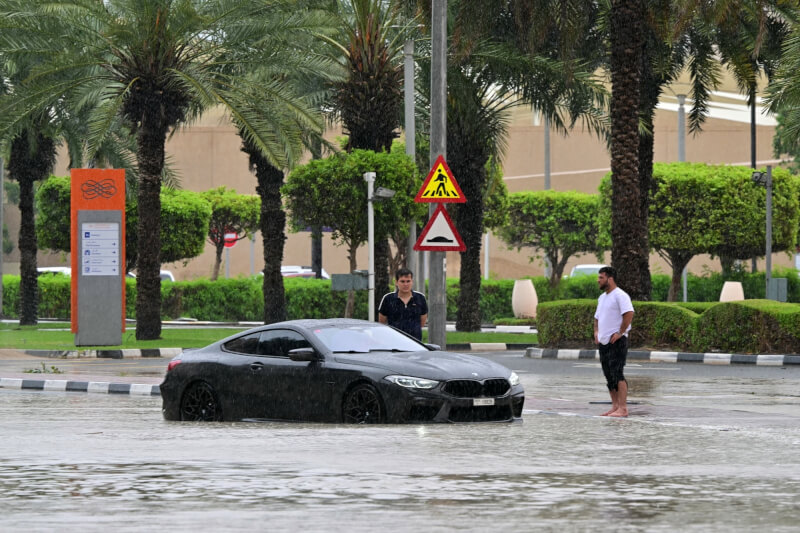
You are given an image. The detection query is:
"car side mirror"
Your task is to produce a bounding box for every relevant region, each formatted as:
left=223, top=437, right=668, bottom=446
left=288, top=347, right=318, bottom=362
left=424, top=343, right=440, bottom=351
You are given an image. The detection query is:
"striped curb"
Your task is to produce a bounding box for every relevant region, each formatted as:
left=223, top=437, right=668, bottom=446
left=23, top=348, right=183, bottom=359
left=525, top=347, right=800, bottom=366
left=446, top=343, right=534, bottom=351
left=0, top=377, right=160, bottom=395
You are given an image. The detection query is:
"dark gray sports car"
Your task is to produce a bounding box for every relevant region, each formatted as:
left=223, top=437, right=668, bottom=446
left=160, top=318, right=524, bottom=423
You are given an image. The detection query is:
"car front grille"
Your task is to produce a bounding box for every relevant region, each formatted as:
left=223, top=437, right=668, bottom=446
left=442, top=378, right=510, bottom=398
left=448, top=405, right=513, bottom=423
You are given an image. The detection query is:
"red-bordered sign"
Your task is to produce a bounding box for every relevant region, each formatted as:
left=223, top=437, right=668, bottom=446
left=414, top=155, right=466, bottom=203
left=413, top=204, right=466, bottom=251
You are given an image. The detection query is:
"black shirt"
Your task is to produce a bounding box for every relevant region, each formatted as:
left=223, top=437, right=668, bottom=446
left=378, top=290, right=428, bottom=340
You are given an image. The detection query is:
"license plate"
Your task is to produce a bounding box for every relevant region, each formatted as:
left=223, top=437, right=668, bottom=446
left=473, top=398, right=495, bottom=406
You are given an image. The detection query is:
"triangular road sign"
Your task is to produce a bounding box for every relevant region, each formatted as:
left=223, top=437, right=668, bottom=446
left=414, top=155, right=466, bottom=203
left=414, top=204, right=466, bottom=251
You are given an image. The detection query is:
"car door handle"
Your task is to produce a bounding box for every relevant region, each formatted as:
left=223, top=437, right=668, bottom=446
left=250, top=362, right=265, bottom=372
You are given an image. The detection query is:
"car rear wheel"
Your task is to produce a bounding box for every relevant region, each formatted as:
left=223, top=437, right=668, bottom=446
left=343, top=384, right=384, bottom=424
left=180, top=381, right=222, bottom=421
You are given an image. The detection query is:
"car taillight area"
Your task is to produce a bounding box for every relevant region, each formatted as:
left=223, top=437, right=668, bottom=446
left=443, top=379, right=510, bottom=398
left=166, top=360, right=182, bottom=372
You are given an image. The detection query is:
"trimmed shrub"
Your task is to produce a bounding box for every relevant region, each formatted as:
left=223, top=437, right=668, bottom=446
left=695, top=300, right=800, bottom=354
left=536, top=299, right=596, bottom=348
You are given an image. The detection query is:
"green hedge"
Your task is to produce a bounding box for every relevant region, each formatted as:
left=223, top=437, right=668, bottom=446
left=537, top=299, right=800, bottom=354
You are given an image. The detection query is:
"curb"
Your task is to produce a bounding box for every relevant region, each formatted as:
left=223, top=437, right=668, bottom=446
left=23, top=348, right=183, bottom=359
left=525, top=347, right=800, bottom=366
left=447, top=343, right=533, bottom=351
left=0, top=377, right=160, bottom=396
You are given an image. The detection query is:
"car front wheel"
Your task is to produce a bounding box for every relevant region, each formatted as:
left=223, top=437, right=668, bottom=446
left=343, top=384, right=384, bottom=424
left=180, top=381, right=222, bottom=421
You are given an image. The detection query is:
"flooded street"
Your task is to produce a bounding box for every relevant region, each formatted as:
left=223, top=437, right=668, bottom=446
left=2, top=365, right=799, bottom=532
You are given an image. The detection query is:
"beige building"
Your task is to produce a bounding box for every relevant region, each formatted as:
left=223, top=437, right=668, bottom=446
left=3, top=76, right=798, bottom=281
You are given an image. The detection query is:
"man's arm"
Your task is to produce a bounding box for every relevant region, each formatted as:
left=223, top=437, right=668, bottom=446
left=593, top=318, right=599, bottom=344
left=420, top=313, right=428, bottom=328
left=611, top=311, right=634, bottom=343
left=378, top=313, right=388, bottom=325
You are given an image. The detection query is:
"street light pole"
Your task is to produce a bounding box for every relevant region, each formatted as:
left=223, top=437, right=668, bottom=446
left=428, top=0, right=447, bottom=349
left=404, top=39, right=418, bottom=281
left=365, top=172, right=377, bottom=322
left=766, top=165, right=773, bottom=294
left=677, top=94, right=688, bottom=302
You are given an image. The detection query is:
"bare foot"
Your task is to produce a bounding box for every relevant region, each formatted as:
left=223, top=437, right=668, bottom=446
left=608, top=409, right=628, bottom=418
left=600, top=407, right=617, bottom=416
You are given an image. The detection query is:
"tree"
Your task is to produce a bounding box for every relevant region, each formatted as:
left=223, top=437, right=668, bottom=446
left=36, top=176, right=212, bottom=272
left=498, top=191, right=602, bottom=289
left=283, top=148, right=420, bottom=316
left=323, top=0, right=409, bottom=312
left=599, top=163, right=800, bottom=301
left=0, top=0, right=323, bottom=339
left=202, top=187, right=260, bottom=281
left=608, top=0, right=650, bottom=300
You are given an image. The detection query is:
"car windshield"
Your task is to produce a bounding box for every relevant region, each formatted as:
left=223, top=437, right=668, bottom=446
left=313, top=325, right=426, bottom=354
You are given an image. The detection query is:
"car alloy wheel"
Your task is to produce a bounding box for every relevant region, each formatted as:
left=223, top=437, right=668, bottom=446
left=180, top=381, right=222, bottom=421
left=343, top=384, right=384, bottom=424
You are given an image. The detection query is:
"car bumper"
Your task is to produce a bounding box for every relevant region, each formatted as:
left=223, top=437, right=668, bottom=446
left=380, top=383, right=525, bottom=423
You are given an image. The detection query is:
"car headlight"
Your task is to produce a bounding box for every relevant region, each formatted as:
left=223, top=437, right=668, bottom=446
left=509, top=371, right=520, bottom=386
left=385, top=375, right=439, bottom=389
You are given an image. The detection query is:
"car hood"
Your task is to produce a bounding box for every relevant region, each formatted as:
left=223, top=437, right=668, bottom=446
left=332, top=350, right=511, bottom=381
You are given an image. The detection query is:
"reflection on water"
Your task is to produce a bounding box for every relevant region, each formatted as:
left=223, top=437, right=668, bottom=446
left=1, top=391, right=799, bottom=532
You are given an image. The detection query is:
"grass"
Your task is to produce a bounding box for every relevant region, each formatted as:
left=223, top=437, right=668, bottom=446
left=0, top=322, right=537, bottom=350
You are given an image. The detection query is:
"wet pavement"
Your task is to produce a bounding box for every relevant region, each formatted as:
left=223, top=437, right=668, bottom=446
left=1, top=351, right=799, bottom=531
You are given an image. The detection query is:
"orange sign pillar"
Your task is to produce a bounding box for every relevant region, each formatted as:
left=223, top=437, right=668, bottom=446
left=70, top=169, right=126, bottom=345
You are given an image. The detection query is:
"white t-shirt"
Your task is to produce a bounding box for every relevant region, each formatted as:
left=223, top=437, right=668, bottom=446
left=594, top=287, right=634, bottom=344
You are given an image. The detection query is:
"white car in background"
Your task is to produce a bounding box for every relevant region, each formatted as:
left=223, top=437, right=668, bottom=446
left=126, top=270, right=176, bottom=282
left=37, top=267, right=72, bottom=276
left=568, top=264, right=606, bottom=278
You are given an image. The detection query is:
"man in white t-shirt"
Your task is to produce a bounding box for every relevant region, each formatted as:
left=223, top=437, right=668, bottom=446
left=593, top=266, right=634, bottom=417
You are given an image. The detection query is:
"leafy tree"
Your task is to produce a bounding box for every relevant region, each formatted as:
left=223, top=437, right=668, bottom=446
left=36, top=176, right=211, bottom=272
left=498, top=191, right=602, bottom=289
left=202, top=187, right=260, bottom=281
left=0, top=0, right=322, bottom=339
left=283, top=148, right=420, bottom=316
left=599, top=163, right=800, bottom=301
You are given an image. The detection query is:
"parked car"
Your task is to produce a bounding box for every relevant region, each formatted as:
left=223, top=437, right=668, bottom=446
left=37, top=267, right=72, bottom=276
left=126, top=270, right=175, bottom=282
left=160, top=318, right=524, bottom=424
left=280, top=265, right=330, bottom=279
left=568, top=264, right=606, bottom=278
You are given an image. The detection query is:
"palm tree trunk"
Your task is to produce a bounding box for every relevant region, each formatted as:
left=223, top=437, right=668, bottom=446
left=375, top=238, right=390, bottom=319
left=16, top=171, right=38, bottom=325
left=9, top=131, right=55, bottom=325
left=453, top=158, right=487, bottom=332
left=254, top=161, right=287, bottom=324
left=134, top=111, right=167, bottom=340
left=610, top=0, right=650, bottom=300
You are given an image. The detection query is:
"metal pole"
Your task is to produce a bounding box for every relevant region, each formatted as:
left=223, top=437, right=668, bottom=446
left=677, top=94, right=688, bottom=302
left=484, top=232, right=489, bottom=280
left=766, top=165, right=772, bottom=296
left=0, top=157, right=4, bottom=318
left=428, top=0, right=447, bottom=348
left=225, top=247, right=230, bottom=279
left=404, top=39, right=418, bottom=279
left=544, top=115, right=551, bottom=191
left=364, top=172, right=376, bottom=322
left=250, top=234, right=255, bottom=275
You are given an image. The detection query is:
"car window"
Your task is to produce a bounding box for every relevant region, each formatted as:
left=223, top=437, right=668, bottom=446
left=257, top=330, right=311, bottom=358
left=313, top=325, right=424, bottom=353
left=223, top=332, right=261, bottom=354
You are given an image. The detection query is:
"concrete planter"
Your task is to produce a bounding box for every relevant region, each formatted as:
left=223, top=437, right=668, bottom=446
left=512, top=279, right=538, bottom=318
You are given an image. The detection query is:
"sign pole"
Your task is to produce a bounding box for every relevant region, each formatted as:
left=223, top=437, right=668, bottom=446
left=428, top=0, right=447, bottom=348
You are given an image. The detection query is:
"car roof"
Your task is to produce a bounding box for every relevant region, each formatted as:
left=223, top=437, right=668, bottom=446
left=266, top=318, right=379, bottom=330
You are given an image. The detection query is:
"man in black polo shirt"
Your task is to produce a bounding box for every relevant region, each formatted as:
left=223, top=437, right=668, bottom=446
left=378, top=267, right=428, bottom=340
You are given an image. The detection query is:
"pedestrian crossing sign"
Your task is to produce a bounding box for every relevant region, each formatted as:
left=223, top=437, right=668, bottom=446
left=414, top=155, right=466, bottom=203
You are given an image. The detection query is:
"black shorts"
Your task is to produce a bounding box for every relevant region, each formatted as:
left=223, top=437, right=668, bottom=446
left=598, top=336, right=628, bottom=391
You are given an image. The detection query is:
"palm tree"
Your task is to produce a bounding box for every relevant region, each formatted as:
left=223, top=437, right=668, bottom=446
left=0, top=0, right=329, bottom=339
left=322, top=0, right=409, bottom=312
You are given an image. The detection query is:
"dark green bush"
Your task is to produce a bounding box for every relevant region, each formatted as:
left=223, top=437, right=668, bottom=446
left=695, top=300, right=800, bottom=354
left=536, top=299, right=596, bottom=347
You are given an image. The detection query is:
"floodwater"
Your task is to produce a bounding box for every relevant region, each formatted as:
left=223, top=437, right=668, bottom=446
left=1, top=371, right=799, bottom=532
